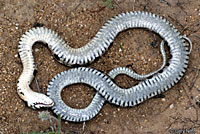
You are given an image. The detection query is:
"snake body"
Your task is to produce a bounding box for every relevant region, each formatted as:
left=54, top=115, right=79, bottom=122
left=18, top=11, right=191, bottom=121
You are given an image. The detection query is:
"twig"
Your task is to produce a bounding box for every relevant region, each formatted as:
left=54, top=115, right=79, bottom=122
left=55, top=0, right=83, bottom=17
left=90, top=6, right=106, bottom=13
left=191, top=34, right=200, bottom=40
left=181, top=22, right=200, bottom=36
left=188, top=69, right=199, bottom=91
left=176, top=0, right=187, bottom=15
left=182, top=84, right=192, bottom=104
left=183, top=68, right=198, bottom=89
left=113, top=0, right=125, bottom=12
left=82, top=121, right=86, bottom=133
left=182, top=84, right=200, bottom=123
left=67, top=0, right=83, bottom=16
left=165, top=116, right=180, bottom=131
left=34, top=77, right=41, bottom=92
left=143, top=1, right=150, bottom=11
left=49, top=119, right=55, bottom=132
left=168, top=15, right=185, bottom=30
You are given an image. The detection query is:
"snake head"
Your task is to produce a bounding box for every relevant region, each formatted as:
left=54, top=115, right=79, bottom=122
left=26, top=92, right=54, bottom=109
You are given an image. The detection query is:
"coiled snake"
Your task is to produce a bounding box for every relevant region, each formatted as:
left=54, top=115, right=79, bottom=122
left=17, top=11, right=192, bottom=122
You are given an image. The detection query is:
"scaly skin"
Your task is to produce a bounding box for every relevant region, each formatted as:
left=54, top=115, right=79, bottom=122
left=47, top=11, right=191, bottom=122
left=18, top=11, right=191, bottom=120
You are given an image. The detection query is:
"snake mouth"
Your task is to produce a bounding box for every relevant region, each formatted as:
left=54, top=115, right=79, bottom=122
left=33, top=102, right=54, bottom=109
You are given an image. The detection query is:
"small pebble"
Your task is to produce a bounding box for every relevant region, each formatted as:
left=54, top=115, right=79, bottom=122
left=99, top=113, right=103, bottom=116
left=169, top=104, right=174, bottom=109
left=161, top=98, right=166, bottom=102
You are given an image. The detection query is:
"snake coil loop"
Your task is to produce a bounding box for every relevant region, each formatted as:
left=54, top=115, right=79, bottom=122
left=18, top=11, right=191, bottom=121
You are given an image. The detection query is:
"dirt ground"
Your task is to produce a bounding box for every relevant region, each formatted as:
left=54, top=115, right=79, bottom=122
left=0, top=0, right=200, bottom=134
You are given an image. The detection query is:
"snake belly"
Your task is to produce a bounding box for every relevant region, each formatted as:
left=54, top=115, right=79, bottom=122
left=18, top=11, right=190, bottom=120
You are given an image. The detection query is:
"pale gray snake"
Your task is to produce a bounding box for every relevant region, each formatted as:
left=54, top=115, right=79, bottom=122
left=17, top=11, right=192, bottom=122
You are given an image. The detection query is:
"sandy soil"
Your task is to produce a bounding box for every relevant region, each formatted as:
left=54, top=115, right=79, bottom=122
left=0, top=0, right=200, bottom=134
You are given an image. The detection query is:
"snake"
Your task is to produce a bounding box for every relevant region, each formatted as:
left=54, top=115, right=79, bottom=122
left=17, top=11, right=192, bottom=121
